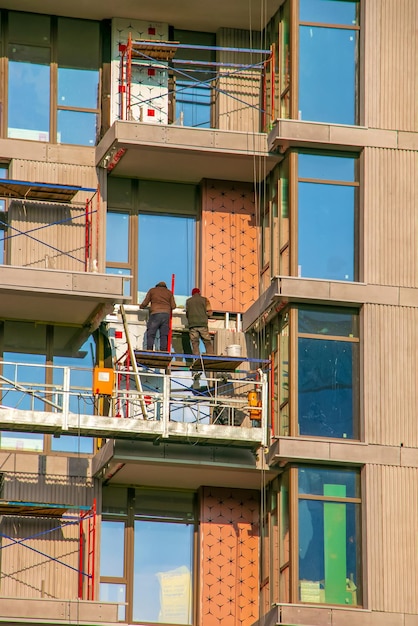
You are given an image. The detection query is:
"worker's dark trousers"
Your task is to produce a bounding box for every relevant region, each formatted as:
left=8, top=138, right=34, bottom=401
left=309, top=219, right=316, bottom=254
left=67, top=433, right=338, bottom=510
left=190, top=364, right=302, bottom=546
left=146, top=312, right=170, bottom=351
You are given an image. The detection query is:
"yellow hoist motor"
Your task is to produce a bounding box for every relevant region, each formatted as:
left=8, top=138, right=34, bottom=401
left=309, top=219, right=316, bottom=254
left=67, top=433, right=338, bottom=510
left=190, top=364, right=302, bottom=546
left=248, top=390, right=262, bottom=421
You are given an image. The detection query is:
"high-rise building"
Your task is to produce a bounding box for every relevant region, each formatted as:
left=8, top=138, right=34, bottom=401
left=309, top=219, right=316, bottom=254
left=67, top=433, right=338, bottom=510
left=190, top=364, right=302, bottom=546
left=0, top=1, right=415, bottom=625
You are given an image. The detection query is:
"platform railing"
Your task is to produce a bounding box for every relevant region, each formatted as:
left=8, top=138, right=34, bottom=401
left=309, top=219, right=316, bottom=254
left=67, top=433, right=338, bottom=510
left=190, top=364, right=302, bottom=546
left=0, top=361, right=269, bottom=446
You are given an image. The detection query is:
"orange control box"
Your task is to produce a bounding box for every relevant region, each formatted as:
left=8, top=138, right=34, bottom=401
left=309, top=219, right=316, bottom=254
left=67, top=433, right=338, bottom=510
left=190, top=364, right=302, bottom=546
left=93, top=368, right=115, bottom=396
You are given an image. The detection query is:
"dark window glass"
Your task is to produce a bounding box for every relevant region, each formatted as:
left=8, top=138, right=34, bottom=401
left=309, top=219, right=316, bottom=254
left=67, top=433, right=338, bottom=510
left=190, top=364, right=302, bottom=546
left=8, top=11, right=50, bottom=44
left=299, top=25, right=357, bottom=125
left=298, top=466, right=359, bottom=497
left=298, top=309, right=358, bottom=337
left=300, top=0, right=359, bottom=25
left=298, top=337, right=358, bottom=438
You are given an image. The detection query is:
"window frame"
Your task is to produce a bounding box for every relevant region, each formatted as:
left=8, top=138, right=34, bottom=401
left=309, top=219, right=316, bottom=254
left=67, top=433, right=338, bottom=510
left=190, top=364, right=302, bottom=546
left=106, top=178, right=198, bottom=306
left=1, top=10, right=101, bottom=145
left=273, top=465, right=363, bottom=607
left=275, top=305, right=361, bottom=440
left=100, top=487, right=198, bottom=625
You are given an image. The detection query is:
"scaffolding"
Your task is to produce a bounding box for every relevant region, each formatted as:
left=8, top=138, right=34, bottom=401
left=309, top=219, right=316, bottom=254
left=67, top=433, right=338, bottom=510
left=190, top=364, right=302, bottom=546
left=0, top=178, right=99, bottom=272
left=0, top=496, right=97, bottom=602
left=118, top=35, right=274, bottom=128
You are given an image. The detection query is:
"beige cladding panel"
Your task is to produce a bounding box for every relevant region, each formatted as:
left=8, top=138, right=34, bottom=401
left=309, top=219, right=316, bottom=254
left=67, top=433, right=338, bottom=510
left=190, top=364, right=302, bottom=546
left=366, top=465, right=418, bottom=613
left=363, top=148, right=418, bottom=287
left=215, top=28, right=262, bottom=132
left=363, top=305, right=418, bottom=447
left=8, top=160, right=102, bottom=272
left=364, top=0, right=418, bottom=131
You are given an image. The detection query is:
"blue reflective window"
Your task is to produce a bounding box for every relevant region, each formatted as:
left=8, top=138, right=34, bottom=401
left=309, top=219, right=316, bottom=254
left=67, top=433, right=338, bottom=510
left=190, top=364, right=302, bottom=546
left=298, top=183, right=355, bottom=281
left=138, top=214, right=195, bottom=305
left=299, top=154, right=355, bottom=181
left=299, top=25, right=357, bottom=124
left=106, top=212, right=129, bottom=263
left=58, top=68, right=99, bottom=110
left=52, top=336, right=95, bottom=453
left=133, top=520, right=193, bottom=624
left=176, top=82, right=211, bottom=128
left=300, top=0, right=359, bottom=25
left=100, top=520, right=125, bottom=577
left=8, top=45, right=50, bottom=141
left=297, top=154, right=357, bottom=282
left=57, top=110, right=97, bottom=146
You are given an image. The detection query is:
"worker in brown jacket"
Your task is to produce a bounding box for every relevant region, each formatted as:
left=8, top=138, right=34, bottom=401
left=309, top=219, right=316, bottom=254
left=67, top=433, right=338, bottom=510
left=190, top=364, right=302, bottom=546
left=140, top=281, right=176, bottom=351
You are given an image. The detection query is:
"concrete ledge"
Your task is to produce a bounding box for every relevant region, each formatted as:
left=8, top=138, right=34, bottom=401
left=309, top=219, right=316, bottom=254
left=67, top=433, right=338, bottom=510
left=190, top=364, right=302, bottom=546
left=264, top=604, right=411, bottom=626
left=0, top=597, right=118, bottom=624
left=268, top=437, right=402, bottom=467
left=268, top=118, right=417, bottom=153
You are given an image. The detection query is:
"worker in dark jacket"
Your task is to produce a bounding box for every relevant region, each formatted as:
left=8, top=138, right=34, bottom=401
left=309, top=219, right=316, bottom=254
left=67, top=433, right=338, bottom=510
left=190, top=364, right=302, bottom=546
left=140, top=281, right=176, bottom=351
left=185, top=288, right=214, bottom=355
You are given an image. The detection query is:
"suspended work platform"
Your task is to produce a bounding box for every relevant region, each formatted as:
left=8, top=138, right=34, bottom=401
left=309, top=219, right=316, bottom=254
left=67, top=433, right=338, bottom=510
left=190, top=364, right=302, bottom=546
left=0, top=354, right=270, bottom=448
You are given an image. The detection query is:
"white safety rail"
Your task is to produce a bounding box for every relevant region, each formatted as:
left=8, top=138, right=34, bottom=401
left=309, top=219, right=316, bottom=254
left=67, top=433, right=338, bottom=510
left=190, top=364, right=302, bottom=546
left=0, top=361, right=269, bottom=447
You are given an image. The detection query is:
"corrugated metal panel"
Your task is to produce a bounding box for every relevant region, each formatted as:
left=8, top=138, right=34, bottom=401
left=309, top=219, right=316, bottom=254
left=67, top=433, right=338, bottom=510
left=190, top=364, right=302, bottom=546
left=363, top=148, right=418, bottom=287
left=6, top=161, right=100, bottom=271
left=215, top=28, right=262, bottom=132
left=364, top=0, right=418, bottom=130
left=0, top=516, right=80, bottom=599
left=0, top=472, right=94, bottom=600
left=364, top=305, right=418, bottom=447
left=366, top=465, right=418, bottom=612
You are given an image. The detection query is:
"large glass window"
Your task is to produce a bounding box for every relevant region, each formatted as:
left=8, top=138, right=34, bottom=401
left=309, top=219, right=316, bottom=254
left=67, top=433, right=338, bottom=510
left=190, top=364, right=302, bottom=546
left=297, top=153, right=358, bottom=282
left=133, top=489, right=194, bottom=624
left=298, top=0, right=359, bottom=125
left=57, top=18, right=100, bottom=145
left=6, top=11, right=100, bottom=145
left=272, top=467, right=362, bottom=606
left=275, top=306, right=359, bottom=439
left=298, top=466, right=362, bottom=605
left=106, top=179, right=197, bottom=306
left=100, top=487, right=195, bottom=625
left=298, top=308, right=359, bottom=439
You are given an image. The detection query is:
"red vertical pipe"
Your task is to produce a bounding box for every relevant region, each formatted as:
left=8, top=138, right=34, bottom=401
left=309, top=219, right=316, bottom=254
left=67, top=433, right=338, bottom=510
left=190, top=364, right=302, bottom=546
left=90, top=499, right=97, bottom=600
left=167, top=274, right=175, bottom=353
left=78, top=518, right=84, bottom=599
left=85, top=199, right=90, bottom=272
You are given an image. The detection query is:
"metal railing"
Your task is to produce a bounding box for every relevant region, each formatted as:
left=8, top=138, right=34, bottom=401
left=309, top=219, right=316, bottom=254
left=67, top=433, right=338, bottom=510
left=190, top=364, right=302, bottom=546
left=0, top=361, right=269, bottom=446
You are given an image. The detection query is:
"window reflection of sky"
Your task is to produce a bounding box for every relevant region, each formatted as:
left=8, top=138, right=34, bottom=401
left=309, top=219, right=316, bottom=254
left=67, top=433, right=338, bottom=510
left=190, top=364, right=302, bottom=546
left=133, top=520, right=193, bottom=624
left=299, top=153, right=355, bottom=181
left=298, top=182, right=355, bottom=281
left=8, top=59, right=50, bottom=137
left=138, top=214, right=195, bottom=302
left=299, top=0, right=359, bottom=25
left=299, top=26, right=356, bottom=125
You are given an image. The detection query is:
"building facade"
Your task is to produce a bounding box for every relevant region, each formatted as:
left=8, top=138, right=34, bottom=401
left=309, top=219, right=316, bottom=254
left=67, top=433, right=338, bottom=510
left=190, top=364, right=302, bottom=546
left=0, top=0, right=416, bottom=625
